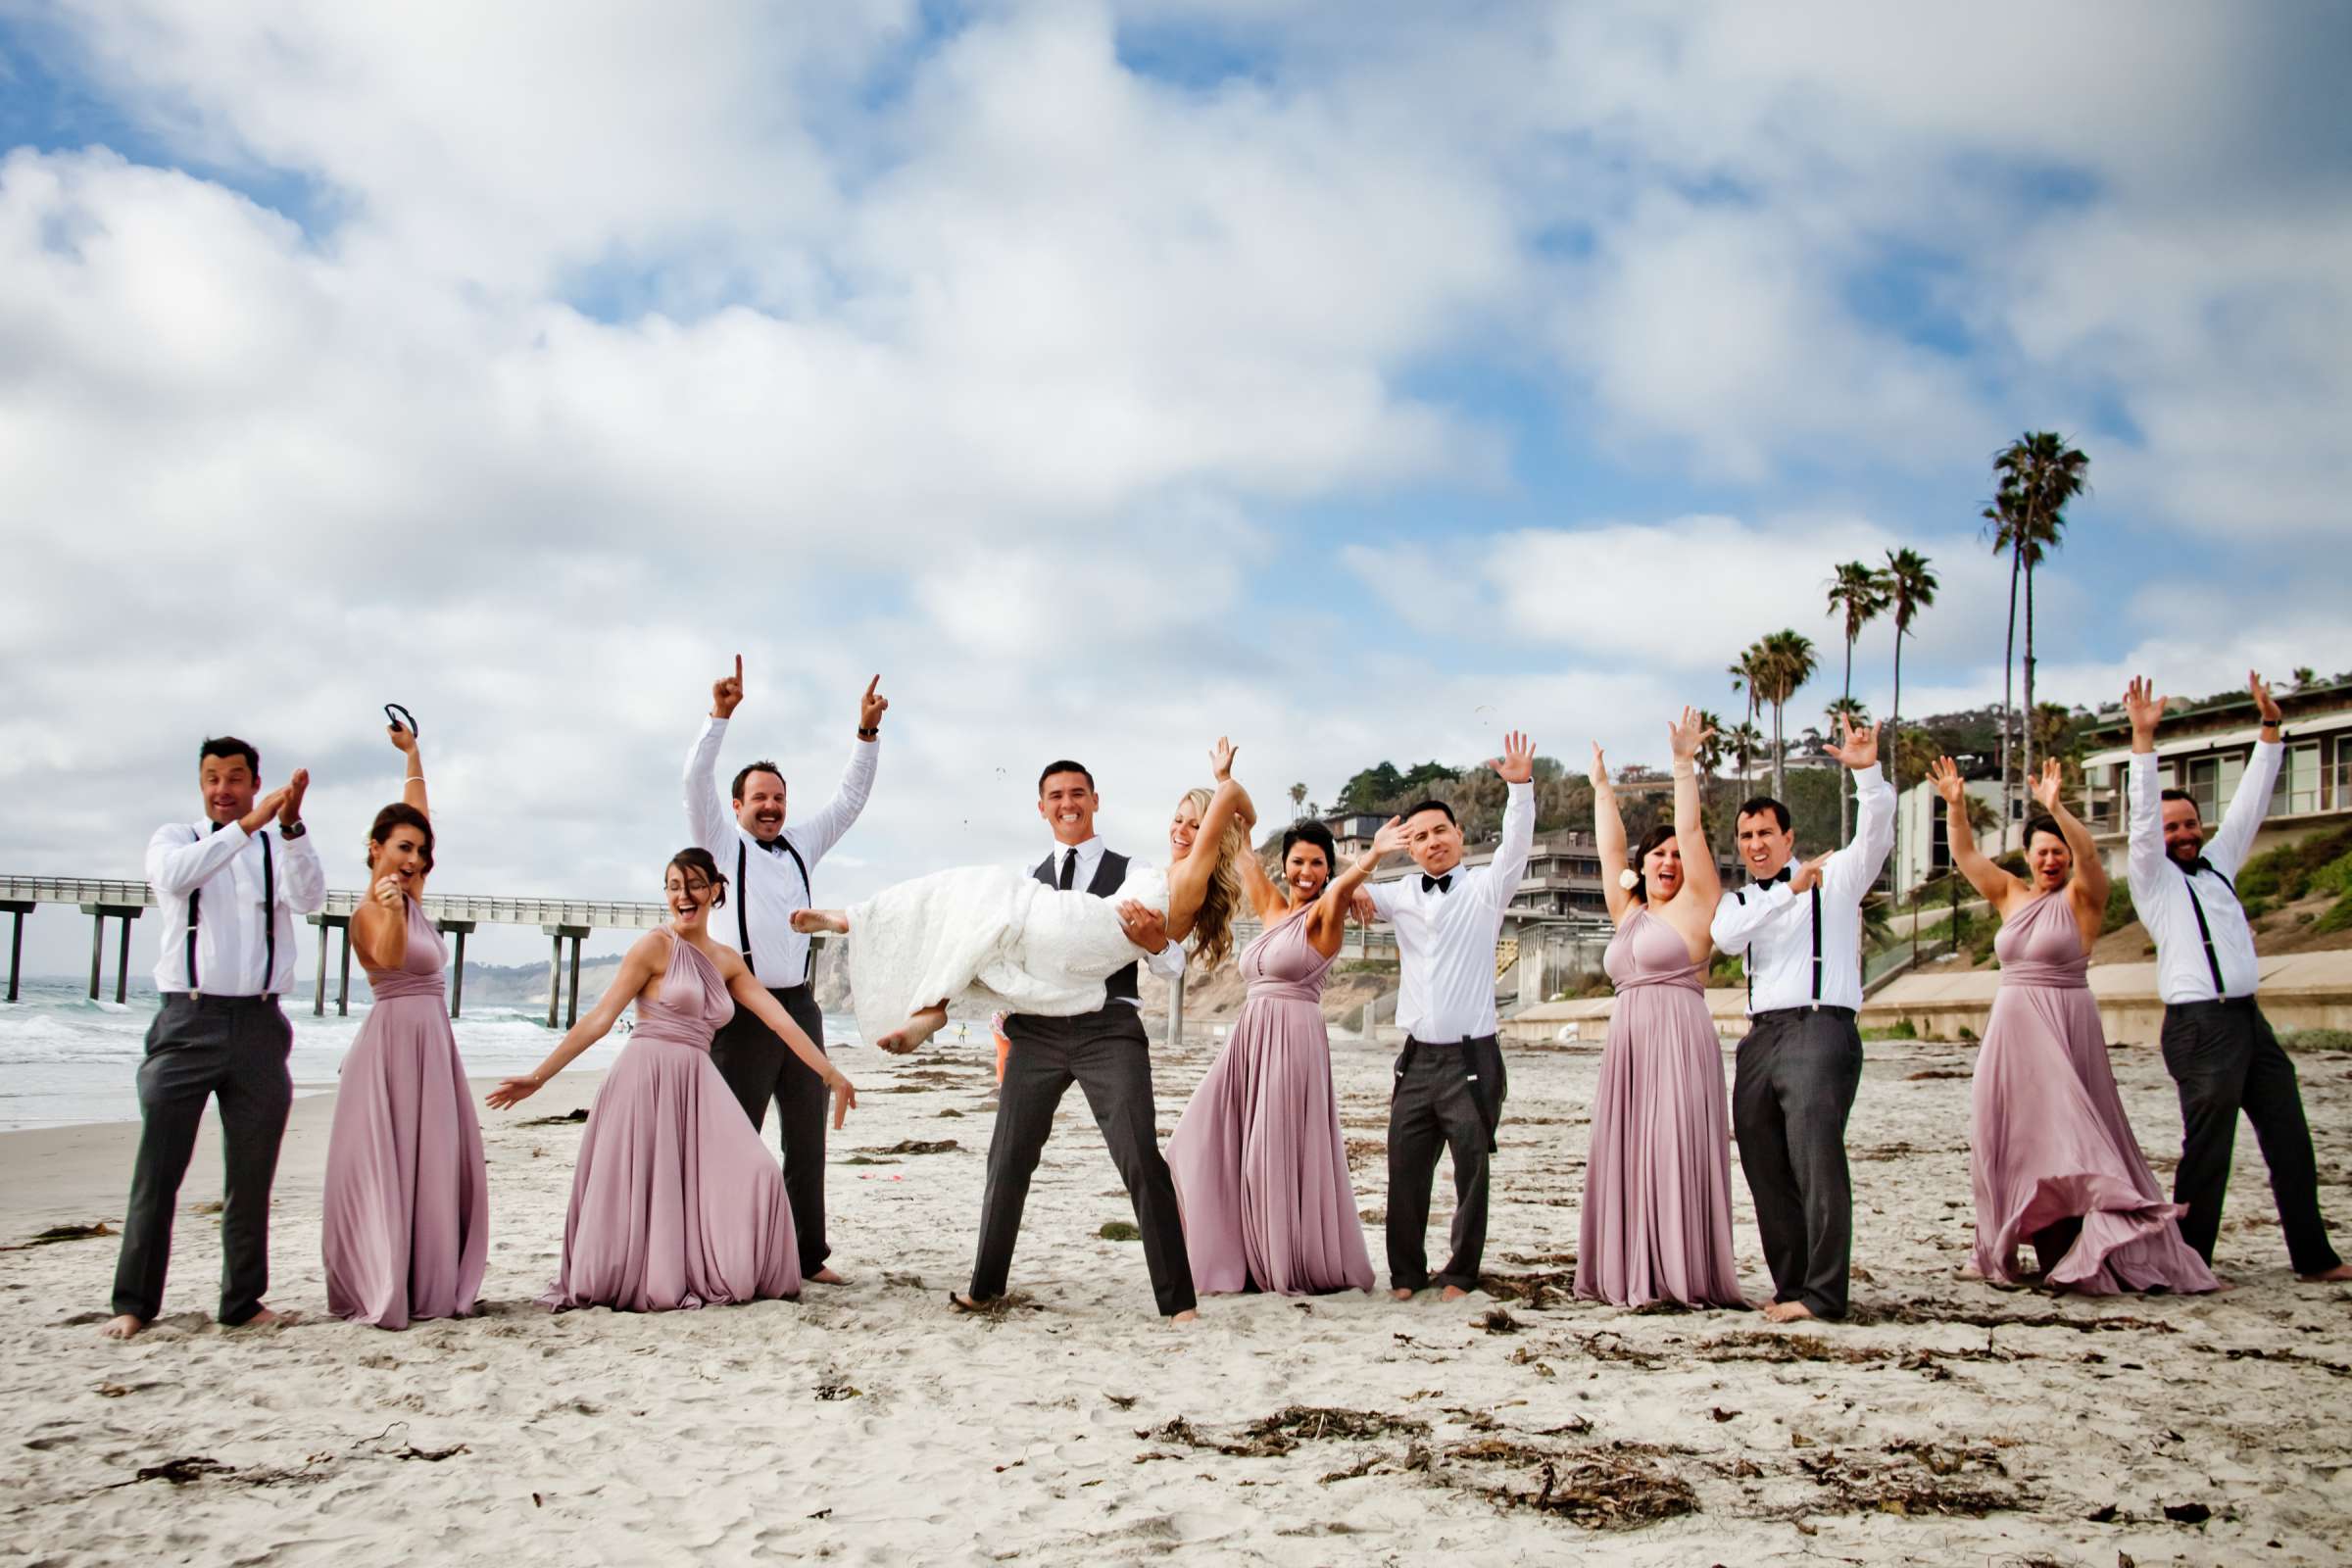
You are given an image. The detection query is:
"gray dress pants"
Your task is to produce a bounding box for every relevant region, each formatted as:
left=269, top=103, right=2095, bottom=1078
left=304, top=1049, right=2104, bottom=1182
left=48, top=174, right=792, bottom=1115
left=1731, top=1006, right=1862, bottom=1318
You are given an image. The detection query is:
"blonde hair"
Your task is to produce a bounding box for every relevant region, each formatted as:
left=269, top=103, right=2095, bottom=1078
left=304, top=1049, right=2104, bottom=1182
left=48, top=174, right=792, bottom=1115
left=1177, top=785, right=1247, bottom=973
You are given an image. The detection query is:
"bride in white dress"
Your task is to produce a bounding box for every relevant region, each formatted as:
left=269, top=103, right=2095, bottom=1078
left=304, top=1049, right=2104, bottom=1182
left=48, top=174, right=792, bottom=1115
left=795, top=740, right=1254, bottom=1052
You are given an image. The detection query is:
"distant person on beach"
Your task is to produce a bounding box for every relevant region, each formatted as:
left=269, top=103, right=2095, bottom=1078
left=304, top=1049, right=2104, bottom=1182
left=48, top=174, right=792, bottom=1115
left=1935, top=756, right=2215, bottom=1295
left=1348, top=730, right=1538, bottom=1303
left=103, top=736, right=323, bottom=1340
left=1165, top=809, right=1381, bottom=1297
left=1579, top=710, right=1744, bottom=1309
left=1709, top=715, right=1891, bottom=1323
left=685, top=657, right=885, bottom=1286
left=801, top=745, right=1245, bottom=1320
left=320, top=717, right=491, bottom=1328
left=486, top=849, right=857, bottom=1311
left=2124, top=672, right=2349, bottom=1283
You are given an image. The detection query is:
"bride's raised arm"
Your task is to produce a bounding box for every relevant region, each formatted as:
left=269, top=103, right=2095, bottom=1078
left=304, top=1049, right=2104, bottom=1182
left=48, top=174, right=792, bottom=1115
left=1167, top=737, right=1253, bottom=936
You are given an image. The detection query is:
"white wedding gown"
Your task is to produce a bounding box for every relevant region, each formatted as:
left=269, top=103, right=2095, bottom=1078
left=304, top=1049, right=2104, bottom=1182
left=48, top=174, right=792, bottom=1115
left=845, top=862, right=1170, bottom=1044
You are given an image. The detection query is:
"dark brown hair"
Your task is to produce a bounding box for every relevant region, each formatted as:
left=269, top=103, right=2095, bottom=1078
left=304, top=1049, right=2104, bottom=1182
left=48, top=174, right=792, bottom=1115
left=731, top=760, right=785, bottom=803
left=1627, top=823, right=1678, bottom=904
left=368, top=803, right=435, bottom=872
left=665, top=847, right=729, bottom=907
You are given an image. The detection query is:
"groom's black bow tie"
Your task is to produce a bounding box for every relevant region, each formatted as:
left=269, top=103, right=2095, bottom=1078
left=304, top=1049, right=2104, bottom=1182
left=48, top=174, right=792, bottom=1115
left=1422, top=872, right=1453, bottom=894
left=2184, top=856, right=2221, bottom=879
left=1751, top=866, right=1791, bottom=887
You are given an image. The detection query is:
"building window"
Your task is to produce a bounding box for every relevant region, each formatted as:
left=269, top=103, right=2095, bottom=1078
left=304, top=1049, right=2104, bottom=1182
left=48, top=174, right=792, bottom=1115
left=2181, top=753, right=2247, bottom=822
left=2272, top=742, right=2321, bottom=817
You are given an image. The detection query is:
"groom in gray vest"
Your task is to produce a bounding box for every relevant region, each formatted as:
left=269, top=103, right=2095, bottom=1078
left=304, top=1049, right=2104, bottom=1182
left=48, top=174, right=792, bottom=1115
left=954, top=760, right=1198, bottom=1319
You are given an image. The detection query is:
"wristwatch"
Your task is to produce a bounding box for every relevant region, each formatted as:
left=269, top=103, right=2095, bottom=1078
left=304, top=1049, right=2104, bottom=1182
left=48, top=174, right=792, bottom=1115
left=857, top=726, right=879, bottom=740
left=279, top=820, right=308, bottom=840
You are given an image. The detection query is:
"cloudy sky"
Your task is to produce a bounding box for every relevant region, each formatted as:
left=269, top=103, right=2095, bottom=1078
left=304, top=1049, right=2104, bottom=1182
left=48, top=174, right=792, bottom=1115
left=5, top=1, right=2349, bottom=974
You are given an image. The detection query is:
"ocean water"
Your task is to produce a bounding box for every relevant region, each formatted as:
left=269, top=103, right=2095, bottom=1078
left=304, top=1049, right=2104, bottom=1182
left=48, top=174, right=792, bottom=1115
left=0, top=979, right=861, bottom=1132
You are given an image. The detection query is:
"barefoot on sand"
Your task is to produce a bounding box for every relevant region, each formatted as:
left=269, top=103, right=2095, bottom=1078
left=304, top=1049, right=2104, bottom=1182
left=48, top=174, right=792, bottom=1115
left=1390, top=1287, right=1415, bottom=1301
left=1762, top=1298, right=1817, bottom=1323
left=2298, top=1263, right=2352, bottom=1283
left=1440, top=1284, right=1471, bottom=1302
left=98, top=1314, right=142, bottom=1341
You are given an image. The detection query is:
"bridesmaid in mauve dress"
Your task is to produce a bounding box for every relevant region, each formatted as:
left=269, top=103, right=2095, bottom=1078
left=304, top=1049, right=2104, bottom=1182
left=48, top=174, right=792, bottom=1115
left=486, top=849, right=858, bottom=1312
left=322, top=719, right=488, bottom=1328
left=1576, top=708, right=1744, bottom=1308
left=1934, top=758, right=2217, bottom=1294
left=1166, top=808, right=1382, bottom=1296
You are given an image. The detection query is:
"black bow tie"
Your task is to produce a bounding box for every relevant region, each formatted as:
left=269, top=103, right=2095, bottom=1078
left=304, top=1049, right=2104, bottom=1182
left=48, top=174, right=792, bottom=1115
left=763, top=838, right=791, bottom=857
left=2184, top=856, right=2218, bottom=878
left=211, top=820, right=227, bottom=834
left=1422, top=873, right=1452, bottom=894
left=1752, top=866, right=1791, bottom=887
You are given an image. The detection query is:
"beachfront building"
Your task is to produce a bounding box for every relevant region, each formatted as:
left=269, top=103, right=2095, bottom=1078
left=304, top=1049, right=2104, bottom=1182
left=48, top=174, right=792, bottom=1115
left=1892, top=772, right=2006, bottom=898
left=2075, top=676, right=2352, bottom=870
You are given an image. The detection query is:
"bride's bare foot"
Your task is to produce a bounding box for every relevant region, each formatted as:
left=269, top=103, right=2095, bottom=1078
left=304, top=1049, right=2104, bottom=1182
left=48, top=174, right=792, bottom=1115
left=877, top=1004, right=949, bottom=1055
left=99, top=1313, right=144, bottom=1341
left=791, top=908, right=850, bottom=935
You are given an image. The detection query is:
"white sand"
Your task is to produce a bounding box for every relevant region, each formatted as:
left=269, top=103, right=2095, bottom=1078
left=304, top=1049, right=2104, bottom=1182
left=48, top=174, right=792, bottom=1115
left=5, top=1029, right=2351, bottom=1565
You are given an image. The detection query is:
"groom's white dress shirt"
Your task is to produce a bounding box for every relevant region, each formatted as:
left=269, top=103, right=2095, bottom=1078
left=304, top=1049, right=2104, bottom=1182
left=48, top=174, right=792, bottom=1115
left=1364, top=781, right=1536, bottom=1044
left=1709, top=765, right=1894, bottom=1015
left=2128, top=739, right=2281, bottom=1004
left=146, top=820, right=326, bottom=997
left=686, top=716, right=878, bottom=986
left=1030, top=835, right=1189, bottom=1005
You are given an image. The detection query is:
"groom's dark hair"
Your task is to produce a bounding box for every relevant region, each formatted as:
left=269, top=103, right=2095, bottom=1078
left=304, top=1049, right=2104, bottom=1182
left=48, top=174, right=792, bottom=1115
left=1400, top=799, right=1455, bottom=827
left=1038, top=760, right=1095, bottom=793
left=731, top=760, right=785, bottom=802
left=1737, top=796, right=1792, bottom=832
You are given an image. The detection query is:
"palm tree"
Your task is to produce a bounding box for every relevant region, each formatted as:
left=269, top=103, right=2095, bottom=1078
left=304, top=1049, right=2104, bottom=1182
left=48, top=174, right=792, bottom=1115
left=1883, top=546, right=1938, bottom=909
left=1826, top=560, right=1890, bottom=843
left=1726, top=719, right=1764, bottom=793
left=1986, top=432, right=2090, bottom=833
left=1825, top=695, right=1870, bottom=733
left=1289, top=781, right=1308, bottom=818
left=1751, top=630, right=1818, bottom=801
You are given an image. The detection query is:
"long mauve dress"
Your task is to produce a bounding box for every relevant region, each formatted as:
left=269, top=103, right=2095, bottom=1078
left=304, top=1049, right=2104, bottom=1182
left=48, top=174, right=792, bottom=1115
left=541, top=934, right=801, bottom=1311
left=1167, top=907, right=1374, bottom=1295
left=1970, top=892, right=2218, bottom=1294
left=1576, top=906, right=1744, bottom=1307
left=322, top=896, right=489, bottom=1328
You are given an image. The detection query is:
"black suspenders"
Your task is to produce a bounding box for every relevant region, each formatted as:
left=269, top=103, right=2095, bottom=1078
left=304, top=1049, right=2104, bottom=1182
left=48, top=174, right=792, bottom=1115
left=737, top=836, right=815, bottom=984
left=185, top=827, right=274, bottom=994
left=1735, top=881, right=1825, bottom=1007
left=2180, top=861, right=2236, bottom=997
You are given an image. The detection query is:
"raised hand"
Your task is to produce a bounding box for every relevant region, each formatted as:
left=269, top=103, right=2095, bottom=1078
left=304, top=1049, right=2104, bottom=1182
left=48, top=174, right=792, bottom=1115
left=1487, top=729, right=1535, bottom=785
left=1208, top=736, right=1238, bottom=782
left=712, top=655, right=745, bottom=720
left=2123, top=675, right=2169, bottom=743
left=1821, top=715, right=1880, bottom=772
left=1667, top=707, right=1708, bottom=766
left=1369, top=815, right=1410, bottom=859
left=387, top=721, right=417, bottom=755
left=1590, top=743, right=1611, bottom=791
left=278, top=768, right=311, bottom=826
left=486, top=1074, right=542, bottom=1110
left=2030, top=758, right=2065, bottom=812
left=1927, top=755, right=1966, bottom=807
left=2249, top=669, right=2281, bottom=725
left=858, top=674, right=889, bottom=733
left=239, top=786, right=292, bottom=836
left=370, top=876, right=404, bottom=910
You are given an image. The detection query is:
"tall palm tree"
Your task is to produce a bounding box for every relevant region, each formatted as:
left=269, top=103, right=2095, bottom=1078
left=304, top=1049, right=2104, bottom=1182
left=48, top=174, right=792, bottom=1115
left=1727, top=719, right=1764, bottom=793
left=1986, top=432, right=2090, bottom=835
left=1289, top=781, right=1308, bottom=818
left=1727, top=651, right=1763, bottom=771
left=1825, top=695, right=1871, bottom=732
left=1751, top=630, right=1818, bottom=801
left=1883, top=546, right=1938, bottom=903
left=1826, top=560, right=1890, bottom=842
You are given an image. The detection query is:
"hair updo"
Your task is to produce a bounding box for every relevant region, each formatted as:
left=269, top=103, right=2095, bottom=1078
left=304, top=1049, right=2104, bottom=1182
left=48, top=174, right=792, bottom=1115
left=665, top=847, right=729, bottom=907
left=1626, top=824, right=1678, bottom=905
left=1279, top=820, right=1338, bottom=893
left=368, top=803, right=435, bottom=873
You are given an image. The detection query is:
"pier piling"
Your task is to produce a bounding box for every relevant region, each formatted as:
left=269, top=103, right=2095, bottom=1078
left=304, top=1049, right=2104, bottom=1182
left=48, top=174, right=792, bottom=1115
left=2, top=900, right=30, bottom=1003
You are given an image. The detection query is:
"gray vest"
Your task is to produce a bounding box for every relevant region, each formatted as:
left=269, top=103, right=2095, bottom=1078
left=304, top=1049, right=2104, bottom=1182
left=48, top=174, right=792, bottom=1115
left=1034, top=848, right=1139, bottom=1004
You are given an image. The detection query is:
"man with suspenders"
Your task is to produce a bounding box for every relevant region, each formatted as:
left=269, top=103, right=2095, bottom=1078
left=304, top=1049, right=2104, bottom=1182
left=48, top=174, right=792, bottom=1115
left=1710, top=717, right=1893, bottom=1323
left=103, top=736, right=324, bottom=1340
left=686, top=657, right=885, bottom=1285
left=2124, top=672, right=2347, bottom=1282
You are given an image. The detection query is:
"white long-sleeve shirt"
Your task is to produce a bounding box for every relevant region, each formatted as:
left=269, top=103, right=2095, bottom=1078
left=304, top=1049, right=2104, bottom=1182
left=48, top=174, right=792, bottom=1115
left=685, top=717, right=878, bottom=986
left=2128, top=740, right=2281, bottom=1004
left=1709, top=764, right=1895, bottom=1014
left=1364, top=781, right=1536, bottom=1043
left=1024, top=835, right=1189, bottom=1004
left=146, top=819, right=327, bottom=996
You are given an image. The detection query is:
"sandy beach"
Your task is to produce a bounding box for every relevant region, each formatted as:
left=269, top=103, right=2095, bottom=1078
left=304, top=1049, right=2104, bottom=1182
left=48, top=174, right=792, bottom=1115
left=5, top=1026, right=2350, bottom=1566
